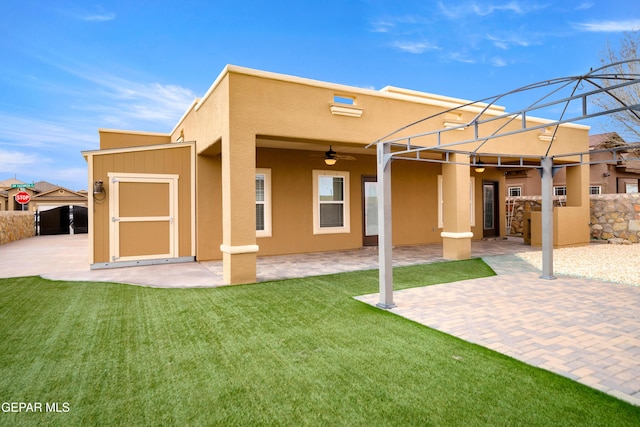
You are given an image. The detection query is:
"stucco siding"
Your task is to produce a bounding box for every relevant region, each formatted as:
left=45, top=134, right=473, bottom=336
left=191, top=152, right=515, bottom=261
left=195, top=153, right=223, bottom=261
left=99, top=129, right=171, bottom=150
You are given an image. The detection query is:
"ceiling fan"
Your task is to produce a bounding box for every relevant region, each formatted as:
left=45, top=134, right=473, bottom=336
left=317, top=145, right=356, bottom=165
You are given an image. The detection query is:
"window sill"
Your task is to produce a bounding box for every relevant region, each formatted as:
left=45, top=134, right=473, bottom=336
left=313, top=227, right=351, bottom=235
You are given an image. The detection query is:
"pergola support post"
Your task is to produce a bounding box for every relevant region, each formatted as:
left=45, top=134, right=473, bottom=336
left=377, top=142, right=395, bottom=309
left=540, top=156, right=556, bottom=280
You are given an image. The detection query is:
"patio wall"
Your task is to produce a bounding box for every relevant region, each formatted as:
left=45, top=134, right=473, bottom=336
left=0, top=211, right=35, bottom=245
left=590, top=193, right=640, bottom=243
left=508, top=193, right=640, bottom=243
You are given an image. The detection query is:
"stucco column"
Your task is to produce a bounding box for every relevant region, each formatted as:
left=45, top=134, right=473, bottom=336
left=565, top=162, right=591, bottom=242
left=566, top=163, right=589, bottom=207
left=220, top=131, right=258, bottom=284
left=441, top=153, right=472, bottom=259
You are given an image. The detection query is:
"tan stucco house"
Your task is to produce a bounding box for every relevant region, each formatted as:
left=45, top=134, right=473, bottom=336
left=83, top=65, right=592, bottom=284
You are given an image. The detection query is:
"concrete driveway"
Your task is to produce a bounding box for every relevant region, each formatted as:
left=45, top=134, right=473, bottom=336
left=0, top=235, right=225, bottom=287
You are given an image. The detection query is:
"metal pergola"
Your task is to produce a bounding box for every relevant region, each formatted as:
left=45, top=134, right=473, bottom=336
left=372, top=60, right=640, bottom=309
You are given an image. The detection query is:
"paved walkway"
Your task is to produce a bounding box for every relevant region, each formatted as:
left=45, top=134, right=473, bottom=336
left=1, top=235, right=639, bottom=406
left=356, top=256, right=640, bottom=406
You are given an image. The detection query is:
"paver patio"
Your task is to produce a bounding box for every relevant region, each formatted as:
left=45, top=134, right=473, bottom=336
left=356, top=257, right=640, bottom=406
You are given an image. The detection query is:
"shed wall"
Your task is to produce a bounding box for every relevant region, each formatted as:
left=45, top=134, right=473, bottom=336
left=90, top=145, right=193, bottom=263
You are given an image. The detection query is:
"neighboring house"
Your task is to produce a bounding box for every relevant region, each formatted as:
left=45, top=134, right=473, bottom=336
left=505, top=132, right=640, bottom=197
left=83, top=65, right=591, bottom=284
left=588, top=133, right=640, bottom=194
left=0, top=179, right=88, bottom=234
left=0, top=178, right=25, bottom=211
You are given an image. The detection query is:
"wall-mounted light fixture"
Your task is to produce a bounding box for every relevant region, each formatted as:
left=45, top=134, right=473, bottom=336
left=93, top=180, right=104, bottom=195
left=93, top=180, right=106, bottom=201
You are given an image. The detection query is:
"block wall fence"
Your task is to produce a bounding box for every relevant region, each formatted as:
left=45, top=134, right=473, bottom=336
left=0, top=211, right=35, bottom=245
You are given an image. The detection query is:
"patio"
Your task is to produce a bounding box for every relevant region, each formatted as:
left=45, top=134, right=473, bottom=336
left=0, top=234, right=537, bottom=287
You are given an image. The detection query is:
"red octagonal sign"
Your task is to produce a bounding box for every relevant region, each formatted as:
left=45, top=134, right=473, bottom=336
left=15, top=191, right=31, bottom=205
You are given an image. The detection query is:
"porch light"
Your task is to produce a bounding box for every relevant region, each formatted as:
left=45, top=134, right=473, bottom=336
left=93, top=180, right=106, bottom=201
left=324, top=146, right=337, bottom=165
left=474, top=161, right=485, bottom=173
left=93, top=180, right=105, bottom=195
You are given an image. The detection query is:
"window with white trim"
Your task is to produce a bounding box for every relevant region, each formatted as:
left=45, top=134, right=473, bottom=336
left=508, top=186, right=522, bottom=197
left=313, top=170, right=350, bottom=234
left=589, top=186, right=601, bottom=195
left=437, top=176, right=475, bottom=228
left=553, top=186, right=567, bottom=196
left=256, top=169, right=271, bottom=237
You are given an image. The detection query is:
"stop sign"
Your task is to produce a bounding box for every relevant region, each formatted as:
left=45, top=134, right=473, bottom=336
left=15, top=191, right=31, bottom=205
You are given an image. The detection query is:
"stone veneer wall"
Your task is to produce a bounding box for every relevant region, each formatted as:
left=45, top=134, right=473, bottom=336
left=589, top=194, right=640, bottom=243
left=0, top=211, right=35, bottom=245
left=508, top=194, right=640, bottom=243
left=507, top=196, right=562, bottom=236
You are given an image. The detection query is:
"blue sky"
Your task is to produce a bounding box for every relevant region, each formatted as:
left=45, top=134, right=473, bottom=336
left=1, top=1, right=639, bottom=190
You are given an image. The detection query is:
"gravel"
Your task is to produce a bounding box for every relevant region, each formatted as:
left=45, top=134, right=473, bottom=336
left=515, top=243, right=640, bottom=286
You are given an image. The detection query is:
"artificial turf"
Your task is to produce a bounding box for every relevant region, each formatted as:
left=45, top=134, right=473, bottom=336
left=0, top=258, right=639, bottom=426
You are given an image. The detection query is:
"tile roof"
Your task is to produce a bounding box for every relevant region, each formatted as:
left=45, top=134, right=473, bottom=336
left=589, top=132, right=625, bottom=148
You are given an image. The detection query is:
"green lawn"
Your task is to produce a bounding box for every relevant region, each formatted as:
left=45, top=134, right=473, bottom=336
left=1, top=259, right=639, bottom=426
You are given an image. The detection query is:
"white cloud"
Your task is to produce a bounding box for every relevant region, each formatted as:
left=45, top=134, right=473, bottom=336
left=490, top=56, right=509, bottom=67
left=371, top=20, right=395, bottom=33
left=61, top=6, right=116, bottom=22
left=472, top=1, right=525, bottom=16
left=99, top=80, right=197, bottom=123
left=575, top=2, right=594, bottom=11
left=41, top=167, right=88, bottom=189
left=78, top=5, right=116, bottom=22
left=0, top=149, right=43, bottom=172
left=0, top=148, right=87, bottom=190
left=83, top=12, right=116, bottom=22
left=438, top=1, right=545, bottom=18
left=0, top=130, right=91, bottom=190
left=0, top=114, right=96, bottom=149
left=391, top=41, right=440, bottom=54
left=40, top=61, right=197, bottom=129
left=573, top=20, right=640, bottom=32
left=486, top=34, right=534, bottom=50
left=0, top=114, right=95, bottom=189
left=448, top=53, right=477, bottom=64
